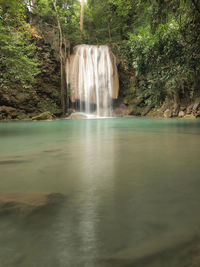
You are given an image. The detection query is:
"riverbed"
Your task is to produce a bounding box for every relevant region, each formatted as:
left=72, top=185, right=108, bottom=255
left=0, top=118, right=200, bottom=267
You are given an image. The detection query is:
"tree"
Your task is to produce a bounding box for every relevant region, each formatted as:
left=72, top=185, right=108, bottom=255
left=80, top=0, right=84, bottom=38
left=52, top=0, right=68, bottom=115
left=0, top=0, right=40, bottom=90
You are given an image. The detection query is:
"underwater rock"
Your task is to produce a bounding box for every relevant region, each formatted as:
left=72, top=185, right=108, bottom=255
left=0, top=192, right=65, bottom=215
left=0, top=159, right=27, bottom=165
left=105, top=232, right=199, bottom=267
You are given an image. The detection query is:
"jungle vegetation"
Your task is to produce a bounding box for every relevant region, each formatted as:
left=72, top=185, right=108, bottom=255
left=0, top=0, right=200, bottom=110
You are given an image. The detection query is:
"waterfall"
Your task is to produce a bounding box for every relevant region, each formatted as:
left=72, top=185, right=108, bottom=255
left=67, top=45, right=119, bottom=117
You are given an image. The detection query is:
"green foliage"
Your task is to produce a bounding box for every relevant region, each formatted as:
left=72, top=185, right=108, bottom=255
left=126, top=0, right=200, bottom=106
left=0, top=0, right=24, bottom=15
left=83, top=0, right=135, bottom=44
left=31, top=0, right=81, bottom=45
left=0, top=2, right=40, bottom=89
left=37, top=99, right=61, bottom=115
left=1, top=0, right=200, bottom=108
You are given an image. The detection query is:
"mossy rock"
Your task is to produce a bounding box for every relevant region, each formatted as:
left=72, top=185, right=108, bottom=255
left=32, top=111, right=53, bottom=120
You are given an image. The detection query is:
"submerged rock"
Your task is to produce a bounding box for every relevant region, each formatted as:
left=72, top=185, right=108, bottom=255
left=0, top=192, right=65, bottom=215
left=32, top=111, right=53, bottom=120
left=105, top=232, right=200, bottom=267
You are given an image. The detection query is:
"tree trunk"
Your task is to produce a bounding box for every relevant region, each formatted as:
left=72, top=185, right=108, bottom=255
left=80, top=0, right=84, bottom=39
left=107, top=20, right=111, bottom=41
left=52, top=0, right=67, bottom=116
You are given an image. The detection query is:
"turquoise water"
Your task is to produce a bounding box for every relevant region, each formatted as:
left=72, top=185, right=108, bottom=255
left=0, top=118, right=200, bottom=266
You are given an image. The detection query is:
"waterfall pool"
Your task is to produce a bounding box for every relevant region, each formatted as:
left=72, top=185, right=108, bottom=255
left=0, top=117, right=200, bottom=267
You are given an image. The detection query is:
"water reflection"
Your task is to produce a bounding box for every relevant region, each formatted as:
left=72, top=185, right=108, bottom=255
left=75, top=119, right=115, bottom=264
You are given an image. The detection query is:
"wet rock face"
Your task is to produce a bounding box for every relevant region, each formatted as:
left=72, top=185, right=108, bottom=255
left=0, top=192, right=65, bottom=215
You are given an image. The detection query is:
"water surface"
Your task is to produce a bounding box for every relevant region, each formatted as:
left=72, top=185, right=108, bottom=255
left=0, top=118, right=200, bottom=267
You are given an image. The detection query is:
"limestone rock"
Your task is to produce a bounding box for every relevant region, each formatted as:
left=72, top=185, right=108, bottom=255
left=172, top=103, right=180, bottom=117
left=184, top=114, right=197, bottom=119
left=0, top=105, right=16, bottom=113
left=193, top=101, right=200, bottom=112
left=113, top=104, right=130, bottom=117
left=180, top=106, right=186, bottom=111
left=0, top=192, right=65, bottom=215
left=178, top=111, right=185, bottom=118
left=68, top=112, right=88, bottom=119
left=32, top=111, right=53, bottom=120
left=0, top=105, right=19, bottom=120
left=164, top=109, right=172, bottom=118
left=186, top=104, right=194, bottom=115
left=128, top=104, right=143, bottom=116
left=127, top=98, right=143, bottom=106
left=141, top=106, right=152, bottom=116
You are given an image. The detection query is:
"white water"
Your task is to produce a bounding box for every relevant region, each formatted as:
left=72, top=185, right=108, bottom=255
left=67, top=45, right=119, bottom=117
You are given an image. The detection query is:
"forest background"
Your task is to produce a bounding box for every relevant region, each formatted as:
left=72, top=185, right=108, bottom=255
left=0, top=0, right=200, bottom=119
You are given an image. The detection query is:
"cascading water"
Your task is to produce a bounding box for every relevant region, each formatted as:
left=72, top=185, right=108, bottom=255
left=67, top=45, right=119, bottom=117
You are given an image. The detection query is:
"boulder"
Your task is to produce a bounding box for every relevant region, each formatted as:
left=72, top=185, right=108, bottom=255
left=32, top=111, right=53, bottom=120
left=0, top=192, right=65, bottom=215
left=178, top=111, right=185, bottom=118
left=164, top=109, right=172, bottom=118
left=68, top=112, right=88, bottom=119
